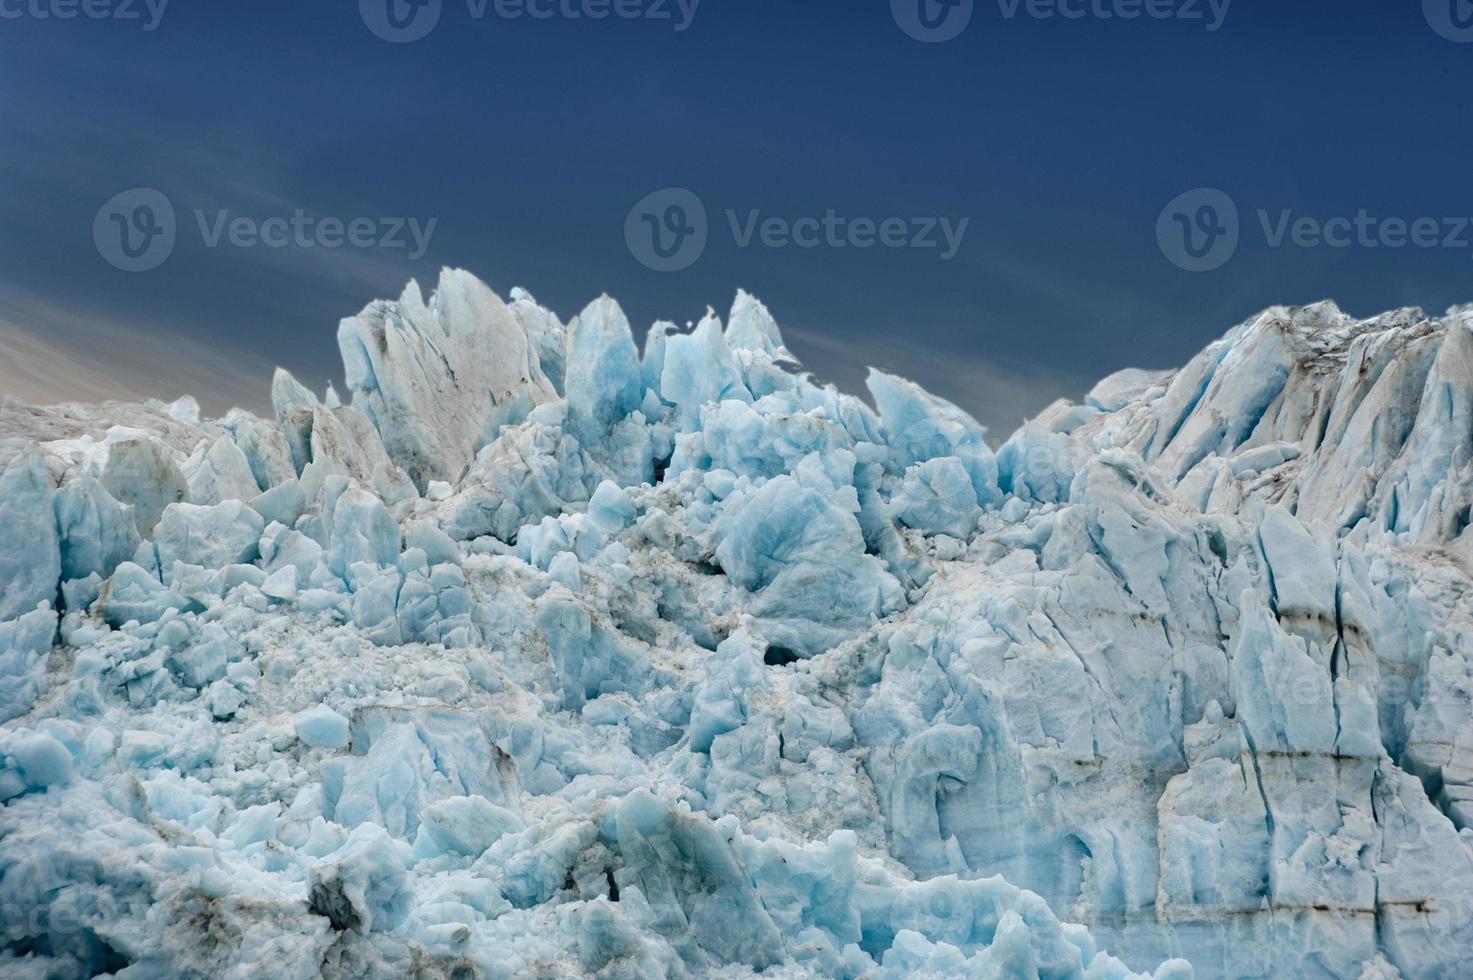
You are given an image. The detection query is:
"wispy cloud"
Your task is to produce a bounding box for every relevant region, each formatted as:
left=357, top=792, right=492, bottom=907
left=0, top=286, right=275, bottom=415
left=0, top=83, right=430, bottom=415
left=6, top=98, right=432, bottom=296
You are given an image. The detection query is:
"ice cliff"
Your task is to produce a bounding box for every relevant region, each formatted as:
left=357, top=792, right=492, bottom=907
left=1, top=271, right=1471, bottom=978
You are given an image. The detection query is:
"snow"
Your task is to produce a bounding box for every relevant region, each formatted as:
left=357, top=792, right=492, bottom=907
left=1, top=270, right=1472, bottom=978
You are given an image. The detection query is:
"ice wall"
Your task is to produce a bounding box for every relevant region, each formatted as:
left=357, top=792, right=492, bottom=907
left=2, top=271, right=1471, bottom=978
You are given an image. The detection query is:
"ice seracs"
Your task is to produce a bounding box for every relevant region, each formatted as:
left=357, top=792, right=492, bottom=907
left=337, top=269, right=557, bottom=490
left=1, top=269, right=1471, bottom=978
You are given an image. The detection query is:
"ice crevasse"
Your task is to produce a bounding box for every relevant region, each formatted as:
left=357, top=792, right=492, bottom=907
left=0, top=269, right=1471, bottom=978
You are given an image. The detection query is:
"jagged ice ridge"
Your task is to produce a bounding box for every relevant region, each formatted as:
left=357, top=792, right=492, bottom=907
left=1, top=269, right=1472, bottom=978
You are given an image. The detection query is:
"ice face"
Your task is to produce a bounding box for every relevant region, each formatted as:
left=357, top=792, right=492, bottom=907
left=0, top=447, right=60, bottom=623
left=336, top=270, right=558, bottom=490
left=1, top=273, right=1471, bottom=978
left=565, top=295, right=646, bottom=447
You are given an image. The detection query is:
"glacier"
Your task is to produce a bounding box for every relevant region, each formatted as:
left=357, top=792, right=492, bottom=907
left=1, top=270, right=1471, bottom=978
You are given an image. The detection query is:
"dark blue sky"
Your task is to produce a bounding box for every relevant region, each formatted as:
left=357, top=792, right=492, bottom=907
left=3, top=0, right=1471, bottom=436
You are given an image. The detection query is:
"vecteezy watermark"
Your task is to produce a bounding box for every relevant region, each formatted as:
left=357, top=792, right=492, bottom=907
left=94, top=188, right=438, bottom=272
left=1157, top=187, right=1473, bottom=272
left=893, top=0, right=1229, bottom=41
left=0, top=0, right=169, bottom=30
left=996, top=0, right=1231, bottom=29
left=892, top=0, right=974, bottom=43
left=625, top=188, right=708, bottom=272
left=359, top=0, right=441, bottom=42
left=1424, top=0, right=1473, bottom=43
left=625, top=188, right=970, bottom=272
left=1256, top=210, right=1473, bottom=254
left=1, top=898, right=88, bottom=938
left=360, top=0, right=699, bottom=42
left=94, top=188, right=177, bottom=272
left=1156, top=187, right=1240, bottom=273
left=725, top=210, right=970, bottom=260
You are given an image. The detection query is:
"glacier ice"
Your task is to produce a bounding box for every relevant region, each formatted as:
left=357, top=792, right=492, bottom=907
left=0, top=447, right=60, bottom=623
left=294, top=704, right=350, bottom=749
left=1, top=274, right=1472, bottom=978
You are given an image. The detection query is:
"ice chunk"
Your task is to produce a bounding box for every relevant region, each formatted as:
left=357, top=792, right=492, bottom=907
left=226, top=414, right=296, bottom=491
left=100, top=560, right=188, bottom=627
left=714, top=473, right=903, bottom=654
left=510, top=287, right=568, bottom=395
left=0, top=446, right=60, bottom=622
left=404, top=522, right=460, bottom=566
left=338, top=269, right=557, bottom=487
left=642, top=320, right=673, bottom=395
left=321, top=709, right=519, bottom=838
left=715, top=475, right=861, bottom=592
left=165, top=624, right=233, bottom=688
left=537, top=591, right=654, bottom=709
left=271, top=367, right=317, bottom=475
left=0, top=605, right=57, bottom=722
left=1229, top=589, right=1335, bottom=754
left=891, top=456, right=983, bottom=538
left=9, top=731, right=71, bottom=787
left=867, top=368, right=1000, bottom=508
left=54, top=472, right=140, bottom=583
left=725, top=289, right=790, bottom=359
left=660, top=311, right=751, bottom=430
left=249, top=478, right=305, bottom=528
left=564, top=295, right=644, bottom=444
left=326, top=488, right=399, bottom=582
left=1257, top=506, right=1336, bottom=626
left=183, top=435, right=260, bottom=504
left=308, top=824, right=411, bottom=932
left=585, top=480, right=636, bottom=533
left=101, top=436, right=188, bottom=536
left=153, top=500, right=265, bottom=570
left=294, top=704, right=350, bottom=749
left=419, top=794, right=524, bottom=857
left=440, top=406, right=596, bottom=542
left=689, top=632, right=766, bottom=753
left=1086, top=366, right=1170, bottom=412
left=260, top=564, right=299, bottom=601
left=610, top=790, right=785, bottom=970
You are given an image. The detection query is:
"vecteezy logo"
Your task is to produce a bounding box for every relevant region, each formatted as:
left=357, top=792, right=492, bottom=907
left=892, top=0, right=973, bottom=43
left=1425, top=0, right=1473, bottom=42
left=1157, top=187, right=1239, bottom=273
left=93, top=188, right=177, bottom=272
left=625, top=188, right=708, bottom=272
left=360, top=0, right=441, bottom=43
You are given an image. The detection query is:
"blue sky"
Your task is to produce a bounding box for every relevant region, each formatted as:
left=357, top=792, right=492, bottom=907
left=3, top=0, right=1472, bottom=437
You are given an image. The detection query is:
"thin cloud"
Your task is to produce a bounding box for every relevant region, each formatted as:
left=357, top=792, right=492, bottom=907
left=0, top=288, right=275, bottom=415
